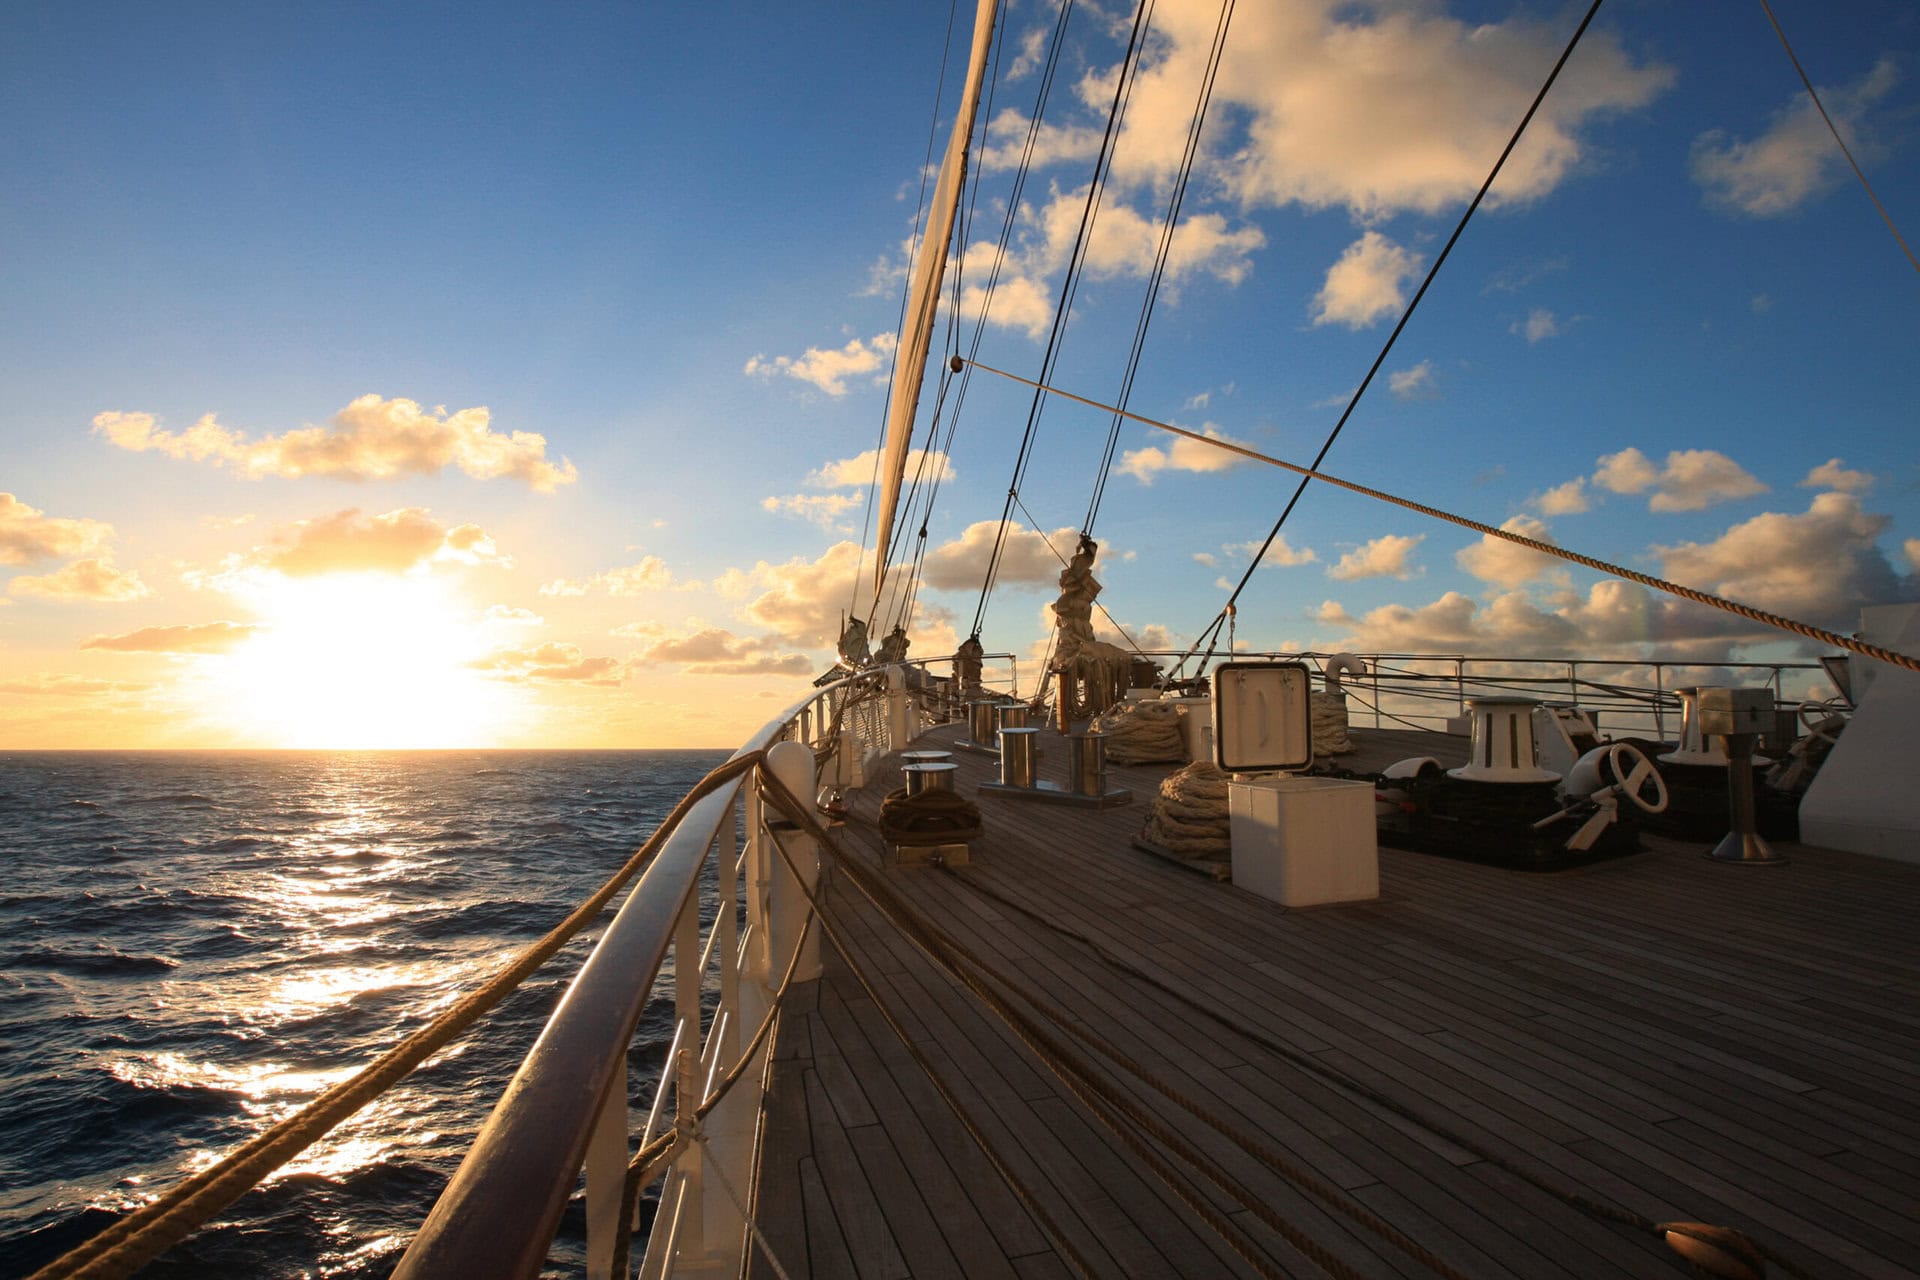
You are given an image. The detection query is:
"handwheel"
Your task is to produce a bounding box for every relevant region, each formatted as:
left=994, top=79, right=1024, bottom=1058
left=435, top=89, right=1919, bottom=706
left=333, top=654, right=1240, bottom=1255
left=1606, top=741, right=1668, bottom=814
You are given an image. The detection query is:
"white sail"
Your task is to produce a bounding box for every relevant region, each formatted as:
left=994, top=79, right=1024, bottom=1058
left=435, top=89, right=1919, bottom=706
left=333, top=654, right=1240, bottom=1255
left=872, top=0, right=1000, bottom=597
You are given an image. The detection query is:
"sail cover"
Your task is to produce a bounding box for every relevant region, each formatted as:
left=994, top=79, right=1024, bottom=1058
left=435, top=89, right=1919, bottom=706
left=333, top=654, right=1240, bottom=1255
left=873, top=0, right=1000, bottom=596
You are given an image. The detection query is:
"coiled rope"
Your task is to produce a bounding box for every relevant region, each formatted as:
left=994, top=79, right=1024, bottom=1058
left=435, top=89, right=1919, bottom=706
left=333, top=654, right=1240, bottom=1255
left=957, top=354, right=1920, bottom=680
left=31, top=751, right=768, bottom=1280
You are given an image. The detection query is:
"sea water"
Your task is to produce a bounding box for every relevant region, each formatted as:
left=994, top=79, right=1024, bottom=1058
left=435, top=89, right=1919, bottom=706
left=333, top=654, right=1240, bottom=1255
left=0, top=749, right=729, bottom=1278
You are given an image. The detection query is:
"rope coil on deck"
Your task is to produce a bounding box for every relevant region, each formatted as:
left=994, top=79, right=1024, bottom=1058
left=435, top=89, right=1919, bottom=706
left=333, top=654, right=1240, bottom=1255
left=1143, top=761, right=1232, bottom=859
left=878, top=787, right=983, bottom=844
left=1088, top=698, right=1188, bottom=764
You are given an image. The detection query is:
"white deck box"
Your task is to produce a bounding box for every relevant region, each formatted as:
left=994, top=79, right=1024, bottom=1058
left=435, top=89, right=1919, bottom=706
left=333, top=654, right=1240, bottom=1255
left=1228, top=776, right=1379, bottom=907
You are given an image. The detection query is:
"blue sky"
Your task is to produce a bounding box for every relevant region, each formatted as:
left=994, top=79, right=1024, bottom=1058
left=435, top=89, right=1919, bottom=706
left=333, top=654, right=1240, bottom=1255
left=3, top=0, right=1916, bottom=747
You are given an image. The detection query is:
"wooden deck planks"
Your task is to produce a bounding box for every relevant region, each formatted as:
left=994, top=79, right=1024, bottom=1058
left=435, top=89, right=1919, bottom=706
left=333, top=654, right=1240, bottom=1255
left=747, top=724, right=1920, bottom=1278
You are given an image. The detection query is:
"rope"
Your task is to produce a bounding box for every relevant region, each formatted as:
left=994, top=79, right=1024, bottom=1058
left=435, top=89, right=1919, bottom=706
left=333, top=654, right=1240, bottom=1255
left=1090, top=699, right=1188, bottom=764
left=31, top=752, right=768, bottom=1280
left=877, top=787, right=983, bottom=844
left=957, top=355, right=1920, bottom=679
left=693, top=1124, right=799, bottom=1280
left=1167, top=0, right=1610, bottom=680
left=1142, top=760, right=1232, bottom=857
left=1756, top=0, right=1918, bottom=275
left=949, top=860, right=1816, bottom=1279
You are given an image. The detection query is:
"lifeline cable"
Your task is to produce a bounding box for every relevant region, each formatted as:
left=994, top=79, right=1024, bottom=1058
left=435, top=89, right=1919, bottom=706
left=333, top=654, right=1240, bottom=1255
left=957, top=355, right=1920, bottom=679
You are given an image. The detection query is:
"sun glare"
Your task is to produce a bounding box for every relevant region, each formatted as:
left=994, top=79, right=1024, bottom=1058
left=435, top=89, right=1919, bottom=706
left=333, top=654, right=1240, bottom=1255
left=215, top=574, right=522, bottom=748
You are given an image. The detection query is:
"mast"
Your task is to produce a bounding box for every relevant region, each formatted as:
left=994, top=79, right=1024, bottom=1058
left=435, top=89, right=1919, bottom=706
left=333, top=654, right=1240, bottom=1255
left=872, top=0, right=1000, bottom=598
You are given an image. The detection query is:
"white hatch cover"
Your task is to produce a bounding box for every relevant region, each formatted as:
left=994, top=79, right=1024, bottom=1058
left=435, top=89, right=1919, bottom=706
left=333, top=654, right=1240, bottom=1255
left=1212, top=662, right=1314, bottom=773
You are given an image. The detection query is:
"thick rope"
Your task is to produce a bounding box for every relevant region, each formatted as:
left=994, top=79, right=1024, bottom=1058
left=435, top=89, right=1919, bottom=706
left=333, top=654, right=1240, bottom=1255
left=31, top=751, right=766, bottom=1280
left=958, top=355, right=1920, bottom=680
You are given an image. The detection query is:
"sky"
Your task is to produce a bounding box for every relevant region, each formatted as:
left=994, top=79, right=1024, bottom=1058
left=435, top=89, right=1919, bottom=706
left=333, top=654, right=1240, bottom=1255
left=3, top=0, right=1917, bottom=749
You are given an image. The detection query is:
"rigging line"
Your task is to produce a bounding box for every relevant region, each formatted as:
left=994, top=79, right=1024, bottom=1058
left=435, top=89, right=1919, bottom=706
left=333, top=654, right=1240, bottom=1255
left=1758, top=0, right=1919, bottom=275
left=971, top=0, right=1154, bottom=639
left=1085, top=0, right=1235, bottom=538
left=1171, top=0, right=1611, bottom=680
left=869, top=371, right=956, bottom=625
left=1012, top=492, right=1149, bottom=659
left=852, top=0, right=967, bottom=620
left=957, top=355, right=1920, bottom=678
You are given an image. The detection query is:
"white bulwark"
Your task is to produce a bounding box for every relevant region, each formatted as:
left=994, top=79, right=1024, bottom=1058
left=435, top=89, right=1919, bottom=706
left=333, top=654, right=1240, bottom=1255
left=1798, top=603, right=1920, bottom=864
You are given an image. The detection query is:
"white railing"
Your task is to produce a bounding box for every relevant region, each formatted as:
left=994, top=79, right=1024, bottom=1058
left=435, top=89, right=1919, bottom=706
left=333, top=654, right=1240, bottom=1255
left=393, top=653, right=1012, bottom=1280
left=1141, top=650, right=1829, bottom=742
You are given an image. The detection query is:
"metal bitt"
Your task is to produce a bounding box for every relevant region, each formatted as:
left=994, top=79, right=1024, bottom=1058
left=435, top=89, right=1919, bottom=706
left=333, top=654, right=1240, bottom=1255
left=979, top=728, right=1131, bottom=808
left=954, top=699, right=1000, bottom=756
left=1699, top=687, right=1787, bottom=866
left=904, top=761, right=958, bottom=797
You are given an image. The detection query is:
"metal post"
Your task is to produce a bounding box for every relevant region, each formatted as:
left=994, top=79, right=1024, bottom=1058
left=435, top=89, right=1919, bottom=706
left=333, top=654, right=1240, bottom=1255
left=584, top=1075, right=630, bottom=1280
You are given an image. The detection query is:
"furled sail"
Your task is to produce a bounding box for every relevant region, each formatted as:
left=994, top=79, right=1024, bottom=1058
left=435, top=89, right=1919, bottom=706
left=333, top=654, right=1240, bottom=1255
left=872, top=0, right=1000, bottom=596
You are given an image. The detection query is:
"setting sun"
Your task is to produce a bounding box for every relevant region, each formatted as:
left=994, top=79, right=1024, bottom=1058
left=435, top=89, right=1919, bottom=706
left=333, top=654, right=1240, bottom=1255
left=210, top=573, right=524, bottom=748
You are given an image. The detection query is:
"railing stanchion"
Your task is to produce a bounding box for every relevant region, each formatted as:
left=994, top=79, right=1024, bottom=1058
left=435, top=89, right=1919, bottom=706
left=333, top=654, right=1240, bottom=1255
left=584, top=1074, right=631, bottom=1280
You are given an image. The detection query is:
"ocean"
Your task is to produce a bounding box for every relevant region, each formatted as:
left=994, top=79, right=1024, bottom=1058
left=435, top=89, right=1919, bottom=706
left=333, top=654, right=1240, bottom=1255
left=0, top=748, right=730, bottom=1279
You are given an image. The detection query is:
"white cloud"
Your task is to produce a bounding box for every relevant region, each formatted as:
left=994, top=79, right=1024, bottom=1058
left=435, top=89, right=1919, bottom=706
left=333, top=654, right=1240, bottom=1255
left=1455, top=515, right=1564, bottom=589
left=1192, top=552, right=1216, bottom=567
left=1327, top=533, right=1423, bottom=581
left=920, top=521, right=1083, bottom=592
left=762, top=493, right=864, bottom=531
left=1031, top=189, right=1265, bottom=286
left=1224, top=537, right=1316, bottom=568
left=1111, top=2, right=1672, bottom=217
left=636, top=627, right=814, bottom=677
left=540, top=555, right=688, bottom=597
left=807, top=448, right=954, bottom=489
left=253, top=508, right=509, bottom=578
left=1514, top=308, right=1560, bottom=343
left=1907, top=538, right=1920, bottom=576
left=1312, top=232, right=1419, bottom=329
left=744, top=333, right=897, bottom=397
left=1592, top=447, right=1767, bottom=512
left=1388, top=360, right=1436, bottom=400
left=81, top=621, right=259, bottom=653
left=0, top=493, right=113, bottom=565
left=1692, top=58, right=1898, bottom=216
left=485, top=605, right=543, bottom=626
left=1654, top=491, right=1902, bottom=631
left=1800, top=458, right=1872, bottom=493
left=1116, top=424, right=1250, bottom=483
left=7, top=558, right=151, bottom=602
left=1532, top=478, right=1589, bottom=515
left=470, top=643, right=626, bottom=686
left=93, top=397, right=577, bottom=491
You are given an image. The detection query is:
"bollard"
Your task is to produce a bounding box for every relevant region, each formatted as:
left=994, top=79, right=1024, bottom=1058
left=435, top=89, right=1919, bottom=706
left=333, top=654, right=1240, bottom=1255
left=999, top=726, right=1040, bottom=788
left=1067, top=732, right=1108, bottom=797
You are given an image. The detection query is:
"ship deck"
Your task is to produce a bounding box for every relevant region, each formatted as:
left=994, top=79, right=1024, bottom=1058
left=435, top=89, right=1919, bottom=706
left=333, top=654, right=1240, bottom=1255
left=747, top=722, right=1920, bottom=1280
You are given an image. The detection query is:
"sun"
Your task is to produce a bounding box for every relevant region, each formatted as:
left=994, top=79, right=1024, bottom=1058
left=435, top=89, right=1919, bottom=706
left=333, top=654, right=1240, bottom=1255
left=213, top=573, right=525, bottom=748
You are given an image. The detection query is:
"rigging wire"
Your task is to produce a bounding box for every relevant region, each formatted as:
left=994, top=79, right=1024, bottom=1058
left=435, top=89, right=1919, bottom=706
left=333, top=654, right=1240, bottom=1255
left=1170, top=0, right=1610, bottom=679
left=1084, top=0, right=1235, bottom=539
left=970, top=0, right=1154, bottom=640
left=954, top=355, right=1920, bottom=678
left=1757, top=0, right=1919, bottom=275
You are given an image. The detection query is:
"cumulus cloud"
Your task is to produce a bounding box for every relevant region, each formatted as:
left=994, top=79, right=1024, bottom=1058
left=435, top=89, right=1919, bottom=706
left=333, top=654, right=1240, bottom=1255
left=1455, top=515, right=1564, bottom=589
left=1388, top=360, right=1437, bottom=400
left=470, top=642, right=626, bottom=685
left=1101, top=1, right=1672, bottom=217
left=485, top=605, right=544, bottom=626
left=1692, top=58, right=1898, bottom=216
left=1592, top=447, right=1767, bottom=512
left=1800, top=458, right=1872, bottom=493
left=1531, top=478, right=1589, bottom=516
left=81, top=621, right=260, bottom=653
left=1312, top=232, right=1420, bottom=329
left=1116, top=424, right=1250, bottom=483
left=1032, top=190, right=1265, bottom=286
left=744, top=333, right=897, bottom=397
left=1513, top=308, right=1560, bottom=343
left=540, top=555, right=689, bottom=597
left=808, top=448, right=955, bottom=489
left=1224, top=536, right=1316, bottom=569
left=260, top=508, right=509, bottom=578
left=729, top=541, right=872, bottom=648
left=637, top=627, right=814, bottom=677
left=92, top=396, right=577, bottom=491
left=920, top=521, right=1083, bottom=592
left=0, top=493, right=113, bottom=565
left=8, top=558, right=150, bottom=602
left=1653, top=492, right=1902, bottom=632
left=762, top=493, right=864, bottom=531
left=1327, top=534, right=1423, bottom=581
left=1192, top=551, right=1217, bottom=567
left=1907, top=539, right=1920, bottom=576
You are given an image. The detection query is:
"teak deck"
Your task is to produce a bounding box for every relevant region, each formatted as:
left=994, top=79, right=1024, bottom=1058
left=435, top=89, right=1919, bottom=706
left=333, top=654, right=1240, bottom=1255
left=748, top=723, right=1920, bottom=1279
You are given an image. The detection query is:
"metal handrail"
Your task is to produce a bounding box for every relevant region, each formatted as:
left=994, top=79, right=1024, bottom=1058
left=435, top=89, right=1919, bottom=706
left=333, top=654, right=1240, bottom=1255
left=394, top=651, right=1009, bottom=1278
